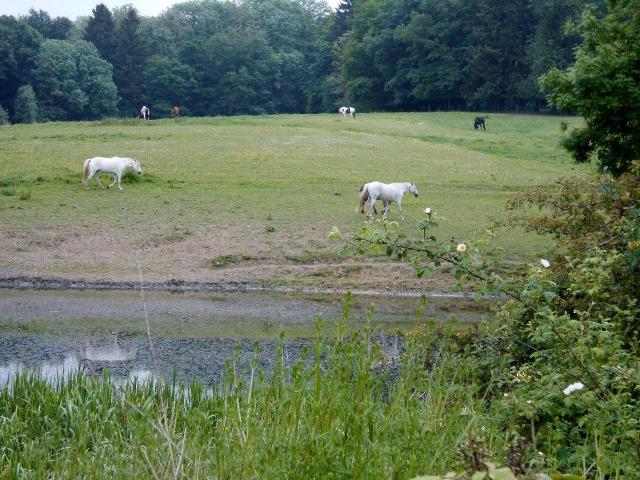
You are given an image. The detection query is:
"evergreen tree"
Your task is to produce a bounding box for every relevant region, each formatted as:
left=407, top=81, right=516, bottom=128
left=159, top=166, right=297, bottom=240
left=520, top=0, right=604, bottom=109
left=334, top=0, right=353, bottom=38
left=113, top=6, right=146, bottom=116
left=341, top=0, right=394, bottom=110
left=466, top=0, right=534, bottom=110
left=13, top=84, right=38, bottom=123
left=83, top=4, right=116, bottom=65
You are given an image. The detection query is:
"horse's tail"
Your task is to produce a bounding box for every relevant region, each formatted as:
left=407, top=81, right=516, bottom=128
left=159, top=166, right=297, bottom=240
left=357, top=184, right=368, bottom=213
left=82, top=159, right=90, bottom=187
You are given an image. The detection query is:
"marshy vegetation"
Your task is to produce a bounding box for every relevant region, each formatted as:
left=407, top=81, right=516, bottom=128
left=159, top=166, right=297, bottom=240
left=0, top=311, right=515, bottom=479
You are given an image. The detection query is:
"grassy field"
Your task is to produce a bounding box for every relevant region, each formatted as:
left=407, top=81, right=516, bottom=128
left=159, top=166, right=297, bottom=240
left=0, top=112, right=588, bottom=290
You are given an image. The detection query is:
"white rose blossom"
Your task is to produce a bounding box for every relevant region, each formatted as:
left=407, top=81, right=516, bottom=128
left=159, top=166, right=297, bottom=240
left=563, top=382, right=585, bottom=396
left=456, top=243, right=467, bottom=253
left=424, top=207, right=432, bottom=215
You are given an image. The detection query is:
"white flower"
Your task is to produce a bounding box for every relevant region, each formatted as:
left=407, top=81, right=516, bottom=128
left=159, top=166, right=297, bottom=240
left=540, top=259, right=551, bottom=268
left=456, top=243, right=467, bottom=253
left=563, top=382, right=585, bottom=396
left=424, top=207, right=432, bottom=215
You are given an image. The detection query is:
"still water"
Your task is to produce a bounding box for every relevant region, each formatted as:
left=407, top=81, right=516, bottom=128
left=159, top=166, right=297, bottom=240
left=0, top=288, right=489, bottom=385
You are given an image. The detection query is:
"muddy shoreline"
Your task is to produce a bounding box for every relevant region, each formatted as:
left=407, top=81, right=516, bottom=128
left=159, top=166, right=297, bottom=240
left=0, top=275, right=473, bottom=299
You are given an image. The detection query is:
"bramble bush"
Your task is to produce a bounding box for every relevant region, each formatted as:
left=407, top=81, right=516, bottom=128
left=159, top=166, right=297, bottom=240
left=333, top=163, right=640, bottom=477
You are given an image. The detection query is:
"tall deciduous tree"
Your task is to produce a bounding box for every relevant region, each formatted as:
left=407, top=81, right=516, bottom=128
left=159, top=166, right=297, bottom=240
left=142, top=56, right=197, bottom=116
left=13, top=84, right=39, bottom=123
left=392, top=0, right=471, bottom=110
left=33, top=40, right=118, bottom=120
left=541, top=0, right=640, bottom=175
left=0, top=16, right=42, bottom=120
left=22, top=9, right=72, bottom=39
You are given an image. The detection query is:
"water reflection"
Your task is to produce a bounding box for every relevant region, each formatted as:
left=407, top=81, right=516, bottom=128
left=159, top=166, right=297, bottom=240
left=0, top=334, right=311, bottom=387
left=0, top=356, right=81, bottom=385
left=84, top=333, right=137, bottom=361
left=0, top=333, right=404, bottom=387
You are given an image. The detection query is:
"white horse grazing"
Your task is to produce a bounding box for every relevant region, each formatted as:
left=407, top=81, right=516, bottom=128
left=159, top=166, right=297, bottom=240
left=339, top=106, right=356, bottom=118
left=82, top=157, right=143, bottom=191
left=358, top=182, right=418, bottom=220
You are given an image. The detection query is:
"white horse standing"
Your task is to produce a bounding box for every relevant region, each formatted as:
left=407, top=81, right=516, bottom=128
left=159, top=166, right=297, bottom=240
left=83, top=157, right=143, bottom=191
left=339, top=106, right=356, bottom=118
left=358, top=182, right=419, bottom=220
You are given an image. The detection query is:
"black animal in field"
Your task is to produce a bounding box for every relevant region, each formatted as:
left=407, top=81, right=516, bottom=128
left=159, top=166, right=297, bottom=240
left=474, top=116, right=486, bottom=131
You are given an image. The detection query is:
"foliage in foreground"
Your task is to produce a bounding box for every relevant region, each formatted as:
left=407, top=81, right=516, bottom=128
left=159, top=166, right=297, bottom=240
left=335, top=164, right=640, bottom=477
left=0, top=313, right=507, bottom=479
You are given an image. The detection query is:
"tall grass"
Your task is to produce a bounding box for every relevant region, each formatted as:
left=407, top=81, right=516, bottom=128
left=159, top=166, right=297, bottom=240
left=0, top=308, right=506, bottom=478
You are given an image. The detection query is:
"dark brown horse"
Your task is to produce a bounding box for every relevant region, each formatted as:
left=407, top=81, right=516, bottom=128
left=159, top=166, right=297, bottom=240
left=171, top=106, right=180, bottom=118
left=474, top=116, right=486, bottom=131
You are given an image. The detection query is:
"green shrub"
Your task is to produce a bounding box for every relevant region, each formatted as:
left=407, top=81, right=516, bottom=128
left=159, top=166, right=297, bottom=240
left=338, top=163, right=640, bottom=476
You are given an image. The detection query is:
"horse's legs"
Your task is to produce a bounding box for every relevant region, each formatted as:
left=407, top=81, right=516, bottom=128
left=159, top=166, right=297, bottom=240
left=116, top=173, right=123, bottom=191
left=366, top=196, right=377, bottom=219
left=397, top=199, right=405, bottom=220
left=85, top=169, right=95, bottom=189
left=95, top=172, right=106, bottom=188
left=107, top=173, right=117, bottom=188
left=383, top=202, right=391, bottom=219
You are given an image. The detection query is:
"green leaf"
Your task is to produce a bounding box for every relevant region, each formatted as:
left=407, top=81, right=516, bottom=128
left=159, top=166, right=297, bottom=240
left=489, top=468, right=517, bottom=480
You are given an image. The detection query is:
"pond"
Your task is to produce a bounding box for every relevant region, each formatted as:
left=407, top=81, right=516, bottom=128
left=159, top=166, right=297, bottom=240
left=0, top=288, right=490, bottom=386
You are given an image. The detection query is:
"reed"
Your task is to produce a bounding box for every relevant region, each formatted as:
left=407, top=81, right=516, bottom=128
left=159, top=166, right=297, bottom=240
left=0, top=313, right=504, bottom=479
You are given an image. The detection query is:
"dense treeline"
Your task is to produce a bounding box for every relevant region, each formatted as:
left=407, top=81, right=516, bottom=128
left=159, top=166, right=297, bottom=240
left=0, top=0, right=604, bottom=122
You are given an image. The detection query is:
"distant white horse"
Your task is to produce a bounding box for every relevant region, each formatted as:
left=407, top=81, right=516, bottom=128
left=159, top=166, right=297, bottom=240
left=358, top=182, right=418, bottom=220
left=339, top=106, right=356, bottom=118
left=83, top=157, right=143, bottom=191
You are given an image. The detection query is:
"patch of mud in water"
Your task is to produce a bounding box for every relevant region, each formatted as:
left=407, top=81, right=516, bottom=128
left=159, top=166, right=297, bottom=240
left=0, top=288, right=490, bottom=339
left=0, top=333, right=405, bottom=387
left=0, top=275, right=475, bottom=299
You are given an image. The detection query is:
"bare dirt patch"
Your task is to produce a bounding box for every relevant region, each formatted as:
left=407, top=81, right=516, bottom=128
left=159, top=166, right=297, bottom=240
left=0, top=223, right=457, bottom=293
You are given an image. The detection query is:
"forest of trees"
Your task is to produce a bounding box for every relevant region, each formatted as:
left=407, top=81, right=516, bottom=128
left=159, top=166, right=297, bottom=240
left=0, top=0, right=605, bottom=122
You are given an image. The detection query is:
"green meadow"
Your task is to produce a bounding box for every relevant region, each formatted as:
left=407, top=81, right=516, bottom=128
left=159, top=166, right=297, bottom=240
left=0, top=113, right=587, bottom=287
